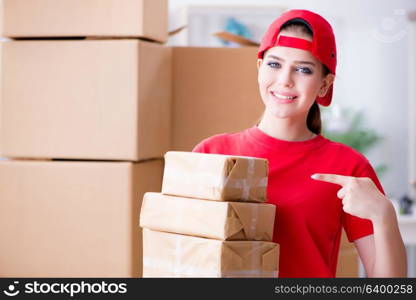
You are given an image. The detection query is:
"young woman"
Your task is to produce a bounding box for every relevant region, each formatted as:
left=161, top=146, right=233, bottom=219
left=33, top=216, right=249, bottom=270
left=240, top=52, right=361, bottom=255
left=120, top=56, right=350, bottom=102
left=192, top=9, right=407, bottom=278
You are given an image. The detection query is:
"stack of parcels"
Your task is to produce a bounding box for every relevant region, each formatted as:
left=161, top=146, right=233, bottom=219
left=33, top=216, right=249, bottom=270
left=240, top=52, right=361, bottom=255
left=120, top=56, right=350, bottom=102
left=0, top=0, right=169, bottom=277
left=140, top=151, right=280, bottom=277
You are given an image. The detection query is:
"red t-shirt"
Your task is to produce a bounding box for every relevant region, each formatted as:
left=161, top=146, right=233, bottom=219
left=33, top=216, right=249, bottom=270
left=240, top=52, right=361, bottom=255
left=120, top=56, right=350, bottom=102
left=192, top=126, right=385, bottom=278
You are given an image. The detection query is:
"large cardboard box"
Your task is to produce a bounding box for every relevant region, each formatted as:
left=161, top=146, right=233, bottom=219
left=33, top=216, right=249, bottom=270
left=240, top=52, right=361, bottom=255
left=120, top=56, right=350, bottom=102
left=336, top=248, right=359, bottom=278
left=1, top=0, right=168, bottom=43
left=142, top=229, right=279, bottom=277
left=0, top=159, right=163, bottom=277
left=172, top=46, right=264, bottom=151
left=162, top=151, right=268, bottom=202
left=0, top=40, right=171, bottom=161
left=336, top=229, right=359, bottom=277
left=140, top=192, right=275, bottom=240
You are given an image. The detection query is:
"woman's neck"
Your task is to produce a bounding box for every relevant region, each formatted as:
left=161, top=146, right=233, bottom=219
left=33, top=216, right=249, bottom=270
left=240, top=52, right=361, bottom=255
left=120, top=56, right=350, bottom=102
left=257, top=109, right=316, bottom=142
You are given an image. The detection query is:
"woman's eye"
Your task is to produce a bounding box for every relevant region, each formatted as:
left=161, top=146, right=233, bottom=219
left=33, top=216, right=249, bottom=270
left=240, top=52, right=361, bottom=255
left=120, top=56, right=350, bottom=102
left=297, top=67, right=313, bottom=74
left=267, top=62, right=280, bottom=68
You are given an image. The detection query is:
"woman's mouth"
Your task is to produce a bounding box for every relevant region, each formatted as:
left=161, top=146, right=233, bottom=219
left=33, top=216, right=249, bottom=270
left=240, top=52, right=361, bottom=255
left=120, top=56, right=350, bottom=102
left=270, top=91, right=297, bottom=104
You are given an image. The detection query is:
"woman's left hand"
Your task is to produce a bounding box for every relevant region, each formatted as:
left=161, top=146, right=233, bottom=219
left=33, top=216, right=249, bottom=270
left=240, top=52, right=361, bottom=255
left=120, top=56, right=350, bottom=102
left=311, top=173, right=393, bottom=222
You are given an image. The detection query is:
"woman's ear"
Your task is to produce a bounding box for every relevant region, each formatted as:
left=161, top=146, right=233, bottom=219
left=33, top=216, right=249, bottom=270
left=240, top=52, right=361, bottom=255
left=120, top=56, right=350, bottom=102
left=257, top=59, right=263, bottom=70
left=318, top=74, right=335, bottom=97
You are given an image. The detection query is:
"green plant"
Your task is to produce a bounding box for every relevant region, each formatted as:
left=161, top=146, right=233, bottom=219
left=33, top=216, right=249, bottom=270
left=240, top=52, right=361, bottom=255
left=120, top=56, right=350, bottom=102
left=321, top=107, right=388, bottom=177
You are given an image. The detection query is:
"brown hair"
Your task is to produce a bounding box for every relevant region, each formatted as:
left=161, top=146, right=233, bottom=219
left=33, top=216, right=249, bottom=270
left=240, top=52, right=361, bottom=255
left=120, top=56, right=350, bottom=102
left=257, top=18, right=331, bottom=134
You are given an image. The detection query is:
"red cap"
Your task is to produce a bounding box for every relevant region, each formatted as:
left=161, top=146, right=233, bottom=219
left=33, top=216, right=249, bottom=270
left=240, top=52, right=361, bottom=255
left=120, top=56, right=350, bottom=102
left=258, top=9, right=337, bottom=106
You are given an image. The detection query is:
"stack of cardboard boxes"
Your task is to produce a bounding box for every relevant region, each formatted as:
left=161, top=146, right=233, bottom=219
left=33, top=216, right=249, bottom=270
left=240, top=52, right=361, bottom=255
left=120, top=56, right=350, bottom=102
left=0, top=0, right=170, bottom=277
left=140, top=151, right=279, bottom=277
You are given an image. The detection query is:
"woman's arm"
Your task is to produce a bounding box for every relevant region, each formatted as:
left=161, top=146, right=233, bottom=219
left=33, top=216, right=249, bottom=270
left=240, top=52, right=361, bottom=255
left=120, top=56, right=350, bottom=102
left=354, top=234, right=375, bottom=276
left=354, top=205, right=407, bottom=277
left=311, top=173, right=407, bottom=277
left=355, top=204, right=407, bottom=277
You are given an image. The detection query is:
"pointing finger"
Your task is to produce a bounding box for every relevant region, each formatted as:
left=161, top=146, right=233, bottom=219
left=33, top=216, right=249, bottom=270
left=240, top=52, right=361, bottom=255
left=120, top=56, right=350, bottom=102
left=311, top=173, right=353, bottom=186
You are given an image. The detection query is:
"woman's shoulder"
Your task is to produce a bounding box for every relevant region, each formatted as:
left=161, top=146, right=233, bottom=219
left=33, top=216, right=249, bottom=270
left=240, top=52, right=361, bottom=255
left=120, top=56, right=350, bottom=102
left=322, top=137, right=371, bottom=167
left=322, top=137, right=384, bottom=191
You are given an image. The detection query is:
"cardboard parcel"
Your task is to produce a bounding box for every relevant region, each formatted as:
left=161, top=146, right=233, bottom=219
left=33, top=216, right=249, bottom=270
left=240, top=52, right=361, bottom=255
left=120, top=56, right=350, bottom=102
left=161, top=151, right=269, bottom=202
left=140, top=192, right=275, bottom=241
left=142, top=229, right=279, bottom=278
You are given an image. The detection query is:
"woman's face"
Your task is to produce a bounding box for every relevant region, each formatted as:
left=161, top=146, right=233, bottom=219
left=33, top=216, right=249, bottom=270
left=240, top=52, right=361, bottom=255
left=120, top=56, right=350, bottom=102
left=257, top=30, right=333, bottom=120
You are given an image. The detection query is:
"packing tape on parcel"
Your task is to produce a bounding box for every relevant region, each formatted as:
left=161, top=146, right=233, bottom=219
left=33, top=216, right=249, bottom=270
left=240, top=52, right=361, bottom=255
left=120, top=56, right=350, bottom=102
left=248, top=203, right=258, bottom=239
left=221, top=158, right=256, bottom=200
left=173, top=235, right=181, bottom=276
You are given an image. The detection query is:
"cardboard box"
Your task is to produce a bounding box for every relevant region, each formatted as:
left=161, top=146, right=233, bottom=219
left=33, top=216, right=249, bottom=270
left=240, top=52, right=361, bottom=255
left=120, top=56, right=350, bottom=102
left=0, top=159, right=163, bottom=277
left=1, top=0, right=168, bottom=43
left=336, top=248, right=359, bottom=278
left=140, top=192, right=275, bottom=240
left=172, top=46, right=264, bottom=151
left=0, top=40, right=171, bottom=161
left=336, top=229, right=359, bottom=277
left=142, top=229, right=279, bottom=277
left=162, top=151, right=268, bottom=202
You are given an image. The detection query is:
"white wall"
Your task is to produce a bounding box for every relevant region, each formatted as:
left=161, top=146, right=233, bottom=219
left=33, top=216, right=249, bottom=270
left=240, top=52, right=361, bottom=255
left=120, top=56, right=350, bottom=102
left=169, top=0, right=416, bottom=200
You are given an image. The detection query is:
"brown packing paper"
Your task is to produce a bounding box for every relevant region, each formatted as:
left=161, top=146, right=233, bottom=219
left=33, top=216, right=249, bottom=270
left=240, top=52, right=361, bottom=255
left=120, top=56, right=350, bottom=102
left=162, top=151, right=268, bottom=202
left=0, top=159, right=163, bottom=277
left=1, top=0, right=168, bottom=43
left=142, top=229, right=279, bottom=277
left=140, top=192, right=275, bottom=241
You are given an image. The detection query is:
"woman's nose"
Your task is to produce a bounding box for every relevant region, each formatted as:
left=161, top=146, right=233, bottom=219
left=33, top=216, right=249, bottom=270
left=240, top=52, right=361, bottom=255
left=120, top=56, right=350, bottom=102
left=277, top=67, right=294, bottom=87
